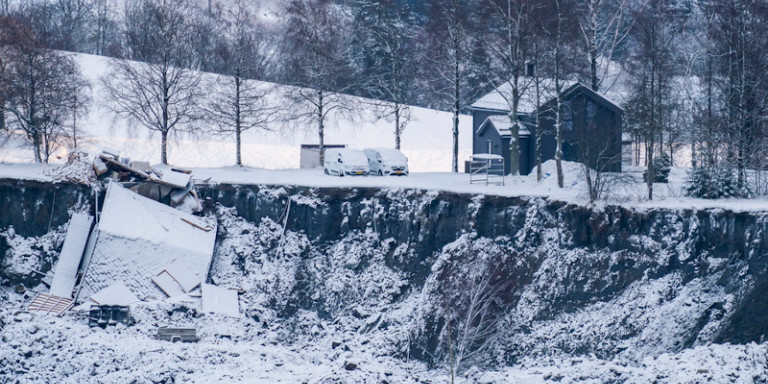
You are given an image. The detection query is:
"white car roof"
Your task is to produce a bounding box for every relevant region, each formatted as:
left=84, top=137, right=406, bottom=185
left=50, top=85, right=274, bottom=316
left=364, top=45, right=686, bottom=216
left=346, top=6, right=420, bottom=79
left=366, top=148, right=407, bottom=161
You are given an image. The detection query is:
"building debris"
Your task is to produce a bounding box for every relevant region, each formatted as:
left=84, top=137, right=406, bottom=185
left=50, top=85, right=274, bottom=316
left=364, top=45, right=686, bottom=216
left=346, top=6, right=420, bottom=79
left=49, top=213, right=93, bottom=298
left=201, top=284, right=239, bottom=318
left=27, top=151, right=225, bottom=322
left=78, top=182, right=217, bottom=303
left=152, top=259, right=203, bottom=298
left=27, top=293, right=74, bottom=316
left=88, top=305, right=133, bottom=328
left=48, top=150, right=98, bottom=186
left=152, top=271, right=187, bottom=298
left=155, top=327, right=199, bottom=343
left=94, top=150, right=200, bottom=211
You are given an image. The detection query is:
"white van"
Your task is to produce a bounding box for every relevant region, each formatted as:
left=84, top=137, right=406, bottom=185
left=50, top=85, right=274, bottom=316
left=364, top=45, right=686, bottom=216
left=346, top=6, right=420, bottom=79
left=323, top=148, right=370, bottom=176
left=363, top=148, right=409, bottom=176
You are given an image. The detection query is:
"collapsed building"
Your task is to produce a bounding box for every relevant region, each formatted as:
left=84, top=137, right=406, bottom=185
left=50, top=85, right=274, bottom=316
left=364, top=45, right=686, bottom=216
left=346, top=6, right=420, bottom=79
left=28, top=151, right=239, bottom=325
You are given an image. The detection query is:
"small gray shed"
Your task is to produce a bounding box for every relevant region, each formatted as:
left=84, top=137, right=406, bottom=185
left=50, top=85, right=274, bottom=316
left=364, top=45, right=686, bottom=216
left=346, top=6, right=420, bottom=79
left=300, top=144, right=347, bottom=169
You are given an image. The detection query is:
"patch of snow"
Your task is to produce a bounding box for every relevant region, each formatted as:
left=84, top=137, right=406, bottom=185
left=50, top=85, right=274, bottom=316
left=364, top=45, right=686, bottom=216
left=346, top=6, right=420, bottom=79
left=89, top=281, right=140, bottom=306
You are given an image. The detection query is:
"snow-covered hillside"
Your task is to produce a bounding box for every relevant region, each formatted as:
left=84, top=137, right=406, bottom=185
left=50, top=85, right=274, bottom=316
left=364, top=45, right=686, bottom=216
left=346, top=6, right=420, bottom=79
left=0, top=53, right=473, bottom=172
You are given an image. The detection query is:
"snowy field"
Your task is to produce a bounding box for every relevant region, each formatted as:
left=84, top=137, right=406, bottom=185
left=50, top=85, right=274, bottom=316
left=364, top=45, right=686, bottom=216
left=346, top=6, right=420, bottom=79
left=0, top=53, right=472, bottom=173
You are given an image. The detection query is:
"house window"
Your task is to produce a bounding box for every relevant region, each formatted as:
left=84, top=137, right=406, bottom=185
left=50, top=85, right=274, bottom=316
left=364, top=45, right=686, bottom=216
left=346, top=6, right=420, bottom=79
left=587, top=101, right=597, bottom=120
left=586, top=101, right=597, bottom=130
left=563, top=101, right=573, bottom=131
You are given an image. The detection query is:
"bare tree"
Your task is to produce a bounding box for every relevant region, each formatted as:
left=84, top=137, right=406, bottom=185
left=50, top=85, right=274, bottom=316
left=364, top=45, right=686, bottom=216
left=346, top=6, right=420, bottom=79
left=64, top=69, right=91, bottom=150
left=5, top=44, right=88, bottom=162
left=102, top=0, right=202, bottom=165
left=0, top=15, right=25, bottom=132
left=357, top=0, right=417, bottom=150
left=437, top=254, right=508, bottom=383
left=484, top=0, right=541, bottom=175
left=625, top=0, right=686, bottom=200
left=205, top=0, right=276, bottom=166
left=283, top=0, right=359, bottom=165
left=425, top=0, right=479, bottom=172
left=574, top=0, right=633, bottom=92
left=713, top=0, right=768, bottom=191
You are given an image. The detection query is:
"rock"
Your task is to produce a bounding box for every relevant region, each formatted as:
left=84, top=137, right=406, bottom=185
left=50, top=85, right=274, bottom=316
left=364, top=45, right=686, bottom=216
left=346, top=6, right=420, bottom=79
left=331, top=341, right=342, bottom=349
left=344, top=362, right=357, bottom=371
left=13, top=312, right=32, bottom=322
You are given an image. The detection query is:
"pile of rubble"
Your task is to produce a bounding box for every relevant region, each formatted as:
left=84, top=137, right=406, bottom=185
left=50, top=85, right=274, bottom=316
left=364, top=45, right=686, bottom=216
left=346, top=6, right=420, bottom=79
left=46, top=150, right=98, bottom=186
left=26, top=151, right=239, bottom=338
left=93, top=150, right=201, bottom=212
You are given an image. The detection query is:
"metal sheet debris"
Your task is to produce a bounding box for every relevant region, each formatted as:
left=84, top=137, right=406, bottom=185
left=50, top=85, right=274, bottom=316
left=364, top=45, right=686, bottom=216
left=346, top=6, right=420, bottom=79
left=49, top=213, right=93, bottom=298
left=201, top=284, right=239, bottom=318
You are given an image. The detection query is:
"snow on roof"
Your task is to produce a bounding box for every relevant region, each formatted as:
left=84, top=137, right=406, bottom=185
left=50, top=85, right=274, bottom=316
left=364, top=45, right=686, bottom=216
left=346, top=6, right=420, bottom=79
left=201, top=284, right=239, bottom=318
left=152, top=165, right=192, bottom=188
left=471, top=154, right=504, bottom=161
left=479, top=115, right=530, bottom=137
left=471, top=78, right=577, bottom=113
left=89, top=281, right=140, bottom=306
left=472, top=59, right=633, bottom=113
left=78, top=182, right=217, bottom=302
left=367, top=148, right=407, bottom=162
left=164, top=259, right=202, bottom=293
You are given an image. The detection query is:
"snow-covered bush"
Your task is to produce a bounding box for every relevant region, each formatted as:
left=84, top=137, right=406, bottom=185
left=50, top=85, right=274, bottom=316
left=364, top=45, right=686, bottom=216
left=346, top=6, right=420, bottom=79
left=643, top=154, right=671, bottom=183
left=685, top=167, right=750, bottom=199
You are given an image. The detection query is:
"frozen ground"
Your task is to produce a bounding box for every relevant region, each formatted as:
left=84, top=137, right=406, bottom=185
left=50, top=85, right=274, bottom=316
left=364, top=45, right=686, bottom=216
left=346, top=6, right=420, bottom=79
left=1, top=288, right=766, bottom=384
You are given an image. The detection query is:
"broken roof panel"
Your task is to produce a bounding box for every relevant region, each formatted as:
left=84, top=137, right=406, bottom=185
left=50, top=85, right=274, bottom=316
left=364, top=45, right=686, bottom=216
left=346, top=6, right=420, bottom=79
left=151, top=271, right=186, bottom=298
left=164, top=259, right=202, bottom=293
left=78, top=182, right=217, bottom=302
left=201, top=284, right=239, bottom=318
left=151, top=166, right=192, bottom=189
left=49, top=213, right=92, bottom=298
left=27, top=293, right=74, bottom=316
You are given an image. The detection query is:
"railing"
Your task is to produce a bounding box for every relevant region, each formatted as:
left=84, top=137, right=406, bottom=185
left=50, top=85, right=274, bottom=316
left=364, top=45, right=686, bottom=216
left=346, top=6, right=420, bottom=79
left=469, top=154, right=505, bottom=186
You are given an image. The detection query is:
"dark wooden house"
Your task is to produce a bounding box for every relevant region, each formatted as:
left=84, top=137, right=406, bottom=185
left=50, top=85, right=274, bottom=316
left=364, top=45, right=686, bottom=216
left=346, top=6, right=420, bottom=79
left=470, top=82, right=623, bottom=175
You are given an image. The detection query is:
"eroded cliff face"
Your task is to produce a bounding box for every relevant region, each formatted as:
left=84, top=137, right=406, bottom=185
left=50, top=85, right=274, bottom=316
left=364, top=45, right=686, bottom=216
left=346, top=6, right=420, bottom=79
left=0, top=180, right=92, bottom=286
left=2, top=179, right=768, bottom=367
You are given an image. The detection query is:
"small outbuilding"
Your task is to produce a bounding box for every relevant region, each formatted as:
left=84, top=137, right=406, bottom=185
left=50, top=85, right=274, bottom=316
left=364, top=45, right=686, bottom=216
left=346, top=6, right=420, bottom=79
left=300, top=144, right=347, bottom=169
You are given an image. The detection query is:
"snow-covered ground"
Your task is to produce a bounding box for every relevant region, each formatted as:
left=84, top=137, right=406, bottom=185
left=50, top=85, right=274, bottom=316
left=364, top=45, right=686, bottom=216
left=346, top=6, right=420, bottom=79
left=1, top=290, right=765, bottom=384
left=0, top=53, right=472, bottom=173
left=3, top=159, right=768, bottom=212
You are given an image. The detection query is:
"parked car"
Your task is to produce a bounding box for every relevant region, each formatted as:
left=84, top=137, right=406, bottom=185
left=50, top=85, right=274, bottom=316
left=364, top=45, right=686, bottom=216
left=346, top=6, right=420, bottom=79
left=324, top=148, right=370, bottom=176
left=363, top=148, right=409, bottom=176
